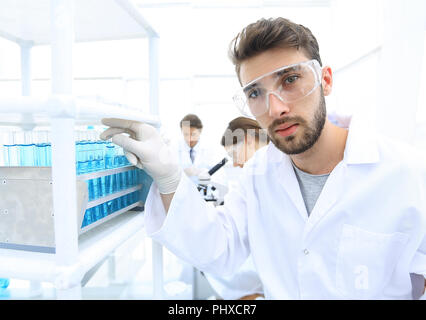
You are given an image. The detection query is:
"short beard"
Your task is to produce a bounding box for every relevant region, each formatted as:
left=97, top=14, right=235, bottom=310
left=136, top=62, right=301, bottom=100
left=268, top=94, right=327, bottom=155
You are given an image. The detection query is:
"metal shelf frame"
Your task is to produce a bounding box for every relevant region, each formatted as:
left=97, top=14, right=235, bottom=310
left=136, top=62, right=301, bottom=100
left=0, top=0, right=164, bottom=300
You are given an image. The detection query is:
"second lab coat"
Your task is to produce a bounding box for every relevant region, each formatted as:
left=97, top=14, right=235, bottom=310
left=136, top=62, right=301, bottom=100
left=171, top=137, right=227, bottom=185
left=144, top=120, right=426, bottom=299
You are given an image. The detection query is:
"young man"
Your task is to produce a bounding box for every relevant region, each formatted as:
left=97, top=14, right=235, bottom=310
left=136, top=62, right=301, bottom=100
left=100, top=17, right=426, bottom=299
left=175, top=113, right=226, bottom=185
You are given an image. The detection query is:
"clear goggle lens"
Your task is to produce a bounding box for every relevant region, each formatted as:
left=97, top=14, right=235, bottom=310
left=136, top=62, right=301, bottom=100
left=233, top=60, right=322, bottom=117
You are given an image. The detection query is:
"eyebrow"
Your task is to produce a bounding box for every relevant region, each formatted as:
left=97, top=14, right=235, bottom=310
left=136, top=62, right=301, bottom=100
left=275, top=66, right=300, bottom=77
left=243, top=65, right=302, bottom=93
left=243, top=83, right=258, bottom=94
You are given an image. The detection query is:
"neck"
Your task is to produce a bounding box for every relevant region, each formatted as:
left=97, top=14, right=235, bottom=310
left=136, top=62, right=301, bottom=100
left=290, top=120, right=348, bottom=175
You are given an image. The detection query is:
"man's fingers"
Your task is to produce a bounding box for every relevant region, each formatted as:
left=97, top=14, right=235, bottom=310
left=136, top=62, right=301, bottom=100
left=124, top=151, right=138, bottom=166
left=102, top=118, right=136, bottom=129
left=111, top=133, right=148, bottom=157
left=100, top=127, right=129, bottom=141
left=125, top=151, right=145, bottom=169
left=102, top=118, right=143, bottom=136
left=102, top=118, right=157, bottom=141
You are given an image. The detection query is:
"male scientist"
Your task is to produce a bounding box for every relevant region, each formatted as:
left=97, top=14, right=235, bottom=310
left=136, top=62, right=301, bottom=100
left=175, top=114, right=223, bottom=184
left=101, top=17, right=426, bottom=299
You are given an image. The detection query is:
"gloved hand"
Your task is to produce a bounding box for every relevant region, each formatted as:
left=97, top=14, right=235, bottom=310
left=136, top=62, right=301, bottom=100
left=100, top=118, right=182, bottom=194
left=183, top=166, right=204, bottom=177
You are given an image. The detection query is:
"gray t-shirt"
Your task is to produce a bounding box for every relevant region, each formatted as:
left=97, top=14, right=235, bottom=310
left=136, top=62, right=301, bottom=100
left=292, top=162, right=330, bottom=216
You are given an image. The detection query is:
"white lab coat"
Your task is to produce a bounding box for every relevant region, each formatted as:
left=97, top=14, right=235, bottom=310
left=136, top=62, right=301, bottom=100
left=203, top=256, right=263, bottom=300
left=144, top=120, right=426, bottom=299
left=203, top=166, right=264, bottom=299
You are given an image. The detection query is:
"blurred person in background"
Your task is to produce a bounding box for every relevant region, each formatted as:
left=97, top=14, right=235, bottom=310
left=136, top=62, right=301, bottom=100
left=174, top=114, right=225, bottom=185
left=202, top=116, right=268, bottom=300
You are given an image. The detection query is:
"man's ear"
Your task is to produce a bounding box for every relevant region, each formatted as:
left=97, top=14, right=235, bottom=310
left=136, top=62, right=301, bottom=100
left=321, top=66, right=333, bottom=96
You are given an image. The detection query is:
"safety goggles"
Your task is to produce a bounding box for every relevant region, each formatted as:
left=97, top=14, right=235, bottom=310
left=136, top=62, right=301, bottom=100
left=233, top=60, right=322, bottom=117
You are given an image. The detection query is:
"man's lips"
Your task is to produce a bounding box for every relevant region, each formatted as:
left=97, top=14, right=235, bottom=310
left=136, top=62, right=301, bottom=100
left=274, top=123, right=299, bottom=137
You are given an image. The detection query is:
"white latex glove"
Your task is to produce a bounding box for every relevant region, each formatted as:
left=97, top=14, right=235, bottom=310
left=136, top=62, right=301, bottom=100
left=183, top=166, right=204, bottom=177
left=100, top=118, right=182, bottom=194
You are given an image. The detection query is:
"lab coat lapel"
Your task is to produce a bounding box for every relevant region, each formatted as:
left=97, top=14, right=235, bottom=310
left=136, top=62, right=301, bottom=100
left=271, top=146, right=309, bottom=222
left=303, top=160, right=346, bottom=236
left=303, top=118, right=380, bottom=236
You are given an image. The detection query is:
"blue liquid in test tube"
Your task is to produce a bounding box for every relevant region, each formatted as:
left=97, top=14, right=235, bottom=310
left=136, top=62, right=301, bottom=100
left=34, top=131, right=50, bottom=166
left=104, top=144, right=115, bottom=194
left=106, top=200, right=113, bottom=215
left=45, top=143, right=52, bottom=166
left=93, top=205, right=103, bottom=221
left=82, top=208, right=94, bottom=227
left=76, top=141, right=90, bottom=175
left=18, top=131, right=36, bottom=166
left=102, top=203, right=108, bottom=217
left=0, top=278, right=10, bottom=289
left=19, top=143, right=35, bottom=166
left=87, top=141, right=99, bottom=200
left=4, top=132, right=19, bottom=166
left=3, top=144, right=11, bottom=166
left=96, top=141, right=106, bottom=197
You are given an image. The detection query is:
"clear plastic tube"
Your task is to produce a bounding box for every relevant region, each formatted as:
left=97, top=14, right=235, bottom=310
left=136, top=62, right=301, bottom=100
left=34, top=131, right=50, bottom=167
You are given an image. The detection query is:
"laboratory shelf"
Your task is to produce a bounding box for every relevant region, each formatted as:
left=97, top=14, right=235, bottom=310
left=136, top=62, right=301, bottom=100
left=0, top=0, right=164, bottom=299
left=0, top=95, right=161, bottom=127
left=0, top=210, right=145, bottom=287
left=83, top=196, right=143, bottom=232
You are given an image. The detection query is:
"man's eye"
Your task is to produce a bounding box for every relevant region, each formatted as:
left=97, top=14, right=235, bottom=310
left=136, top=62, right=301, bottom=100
left=284, top=75, right=299, bottom=85
left=247, top=89, right=262, bottom=99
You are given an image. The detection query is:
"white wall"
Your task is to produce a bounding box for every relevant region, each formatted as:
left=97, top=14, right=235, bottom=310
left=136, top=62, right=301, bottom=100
left=0, top=1, right=425, bottom=151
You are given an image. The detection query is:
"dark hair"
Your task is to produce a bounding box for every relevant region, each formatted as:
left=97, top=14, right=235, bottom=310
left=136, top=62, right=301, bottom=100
left=180, top=114, right=203, bottom=129
left=221, top=117, right=270, bottom=147
left=229, top=17, right=322, bottom=83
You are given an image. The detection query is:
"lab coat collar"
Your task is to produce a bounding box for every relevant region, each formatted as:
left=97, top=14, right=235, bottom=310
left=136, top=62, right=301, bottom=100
left=267, top=116, right=381, bottom=167
left=266, top=144, right=309, bottom=221
left=342, top=117, right=380, bottom=165
left=266, top=117, right=381, bottom=224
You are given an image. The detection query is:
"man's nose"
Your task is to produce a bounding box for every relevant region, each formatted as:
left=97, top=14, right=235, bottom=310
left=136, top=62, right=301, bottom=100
left=267, top=92, right=290, bottom=118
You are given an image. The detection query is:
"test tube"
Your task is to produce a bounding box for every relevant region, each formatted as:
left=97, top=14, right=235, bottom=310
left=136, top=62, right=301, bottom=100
left=122, top=192, right=129, bottom=208
left=3, top=132, right=14, bottom=166
left=87, top=136, right=100, bottom=200
left=112, top=198, right=118, bottom=213
left=45, top=142, right=52, bottom=166
left=95, top=140, right=105, bottom=197
left=82, top=208, right=94, bottom=227
left=76, top=141, right=87, bottom=175
left=105, top=144, right=115, bottom=169
left=95, top=140, right=104, bottom=171
left=16, top=131, right=35, bottom=166
left=93, top=204, right=103, bottom=221
left=0, top=278, right=10, bottom=289
left=104, top=144, right=115, bottom=195
left=35, top=131, right=49, bottom=166
left=106, top=200, right=113, bottom=215
left=102, top=203, right=108, bottom=217
left=118, top=146, right=126, bottom=190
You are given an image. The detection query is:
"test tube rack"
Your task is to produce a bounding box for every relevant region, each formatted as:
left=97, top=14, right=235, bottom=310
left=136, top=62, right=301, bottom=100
left=0, top=165, right=152, bottom=254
